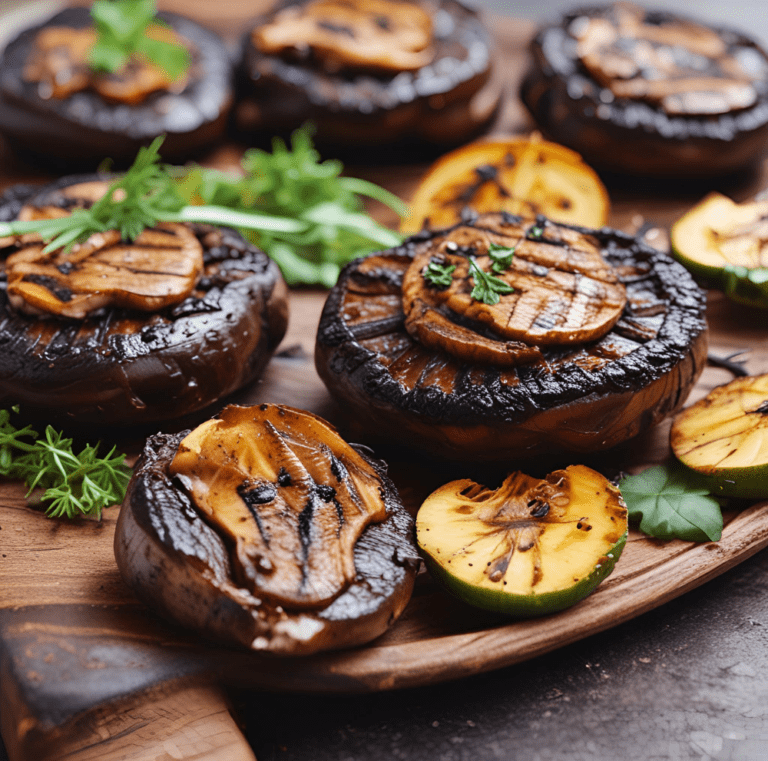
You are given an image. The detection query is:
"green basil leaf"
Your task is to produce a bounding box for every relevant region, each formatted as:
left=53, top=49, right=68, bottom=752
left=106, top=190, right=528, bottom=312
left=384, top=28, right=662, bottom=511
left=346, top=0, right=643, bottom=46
left=618, top=464, right=723, bottom=542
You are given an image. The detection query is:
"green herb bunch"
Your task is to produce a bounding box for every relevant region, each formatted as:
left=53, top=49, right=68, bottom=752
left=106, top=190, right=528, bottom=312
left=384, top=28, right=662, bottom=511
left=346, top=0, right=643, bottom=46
left=0, top=408, right=131, bottom=520
left=89, top=0, right=190, bottom=80
left=175, top=126, right=408, bottom=287
left=0, top=137, right=305, bottom=251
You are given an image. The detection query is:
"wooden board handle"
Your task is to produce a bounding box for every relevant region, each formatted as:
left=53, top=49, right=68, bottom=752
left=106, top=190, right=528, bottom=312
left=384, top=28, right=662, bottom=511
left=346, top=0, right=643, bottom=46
left=2, top=682, right=256, bottom=761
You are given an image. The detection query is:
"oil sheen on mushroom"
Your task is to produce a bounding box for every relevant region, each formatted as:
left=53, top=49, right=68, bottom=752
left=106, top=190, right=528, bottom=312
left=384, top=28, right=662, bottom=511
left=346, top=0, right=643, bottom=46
left=169, top=404, right=389, bottom=608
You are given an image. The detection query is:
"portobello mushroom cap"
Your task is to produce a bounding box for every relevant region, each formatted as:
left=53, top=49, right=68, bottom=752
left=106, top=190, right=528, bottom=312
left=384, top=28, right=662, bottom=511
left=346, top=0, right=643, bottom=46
left=114, top=406, right=420, bottom=655
left=0, top=179, right=288, bottom=426
left=0, top=7, right=233, bottom=169
left=235, top=0, right=501, bottom=150
left=520, top=3, right=768, bottom=177
left=315, top=212, right=708, bottom=461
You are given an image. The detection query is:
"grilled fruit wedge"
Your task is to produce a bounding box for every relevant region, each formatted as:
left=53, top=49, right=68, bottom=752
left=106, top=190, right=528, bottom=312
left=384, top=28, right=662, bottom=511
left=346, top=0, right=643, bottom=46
left=416, top=465, right=628, bottom=616
left=671, top=374, right=768, bottom=499
left=316, top=212, right=708, bottom=461
left=115, top=404, right=420, bottom=655
left=671, top=192, right=768, bottom=308
left=401, top=136, right=609, bottom=234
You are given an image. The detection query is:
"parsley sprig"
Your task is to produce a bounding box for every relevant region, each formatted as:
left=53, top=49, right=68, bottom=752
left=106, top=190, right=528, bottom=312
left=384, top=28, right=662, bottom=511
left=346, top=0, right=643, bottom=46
left=0, top=408, right=131, bottom=520
left=423, top=259, right=457, bottom=288
left=488, top=242, right=516, bottom=274
left=174, top=126, right=407, bottom=288
left=89, top=0, right=190, bottom=80
left=469, top=258, right=514, bottom=305
left=0, top=138, right=306, bottom=251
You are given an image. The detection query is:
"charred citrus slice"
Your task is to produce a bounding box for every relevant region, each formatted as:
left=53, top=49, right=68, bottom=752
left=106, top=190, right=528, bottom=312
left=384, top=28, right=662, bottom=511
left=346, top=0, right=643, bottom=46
left=671, top=374, right=768, bottom=499
left=401, top=216, right=627, bottom=364
left=169, top=404, right=389, bottom=609
left=416, top=465, right=628, bottom=616
left=670, top=192, right=768, bottom=308
left=401, top=135, right=610, bottom=234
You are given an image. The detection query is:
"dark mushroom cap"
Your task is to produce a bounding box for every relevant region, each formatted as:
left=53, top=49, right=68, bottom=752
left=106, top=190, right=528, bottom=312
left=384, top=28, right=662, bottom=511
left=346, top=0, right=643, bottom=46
left=315, top=212, right=708, bottom=461
left=0, top=179, right=288, bottom=427
left=520, top=3, right=768, bottom=177
left=0, top=7, right=233, bottom=169
left=115, top=424, right=419, bottom=655
left=235, top=0, right=500, bottom=151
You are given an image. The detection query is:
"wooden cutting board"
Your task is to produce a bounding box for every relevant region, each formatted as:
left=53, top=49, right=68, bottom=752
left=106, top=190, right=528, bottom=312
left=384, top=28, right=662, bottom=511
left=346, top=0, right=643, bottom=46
left=3, top=11, right=768, bottom=761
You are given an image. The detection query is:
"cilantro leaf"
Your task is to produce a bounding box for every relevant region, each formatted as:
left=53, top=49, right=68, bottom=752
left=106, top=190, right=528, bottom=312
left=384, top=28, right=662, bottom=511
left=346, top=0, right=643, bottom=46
left=618, top=464, right=723, bottom=542
left=89, top=0, right=190, bottom=79
left=488, top=242, right=515, bottom=274
left=527, top=224, right=544, bottom=240
left=423, top=260, right=456, bottom=288
left=469, top=258, right=514, bottom=305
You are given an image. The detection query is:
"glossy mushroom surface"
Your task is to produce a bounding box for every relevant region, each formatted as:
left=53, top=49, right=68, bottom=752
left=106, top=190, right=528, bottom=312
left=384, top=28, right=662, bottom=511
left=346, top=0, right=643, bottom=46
left=0, top=178, right=288, bottom=426
left=115, top=404, right=420, bottom=654
left=315, top=212, right=708, bottom=461
left=0, top=7, right=233, bottom=168
left=236, top=0, right=501, bottom=152
left=521, top=2, right=768, bottom=177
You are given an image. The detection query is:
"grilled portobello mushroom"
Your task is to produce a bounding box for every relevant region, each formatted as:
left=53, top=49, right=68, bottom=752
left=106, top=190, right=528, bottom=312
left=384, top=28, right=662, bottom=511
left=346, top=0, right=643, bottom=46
left=520, top=2, right=768, bottom=177
left=315, top=212, right=708, bottom=462
left=235, top=0, right=501, bottom=153
left=0, top=7, right=232, bottom=169
left=0, top=179, right=288, bottom=426
left=115, top=404, right=420, bottom=655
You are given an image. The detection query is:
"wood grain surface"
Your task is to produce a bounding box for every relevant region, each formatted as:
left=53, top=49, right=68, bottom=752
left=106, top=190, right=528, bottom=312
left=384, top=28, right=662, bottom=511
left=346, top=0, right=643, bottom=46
left=2, top=7, right=768, bottom=761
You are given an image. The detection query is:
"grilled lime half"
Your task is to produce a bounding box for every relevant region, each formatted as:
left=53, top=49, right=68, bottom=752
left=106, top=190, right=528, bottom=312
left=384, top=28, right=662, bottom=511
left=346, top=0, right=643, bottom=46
left=670, top=192, right=768, bottom=308
left=416, top=465, right=628, bottom=617
left=671, top=374, right=768, bottom=499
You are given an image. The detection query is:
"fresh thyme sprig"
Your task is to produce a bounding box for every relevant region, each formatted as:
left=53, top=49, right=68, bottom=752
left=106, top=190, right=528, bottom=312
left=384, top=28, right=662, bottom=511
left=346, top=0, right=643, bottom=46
left=423, top=259, right=457, bottom=288
left=488, top=242, right=516, bottom=274
left=469, top=258, right=514, bottom=305
left=0, top=408, right=131, bottom=520
left=174, top=126, right=407, bottom=288
left=89, top=0, right=190, bottom=80
left=0, top=138, right=306, bottom=251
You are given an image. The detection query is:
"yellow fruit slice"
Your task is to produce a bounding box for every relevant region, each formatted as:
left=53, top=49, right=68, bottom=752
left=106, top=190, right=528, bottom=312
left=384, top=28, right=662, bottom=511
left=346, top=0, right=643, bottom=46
left=671, top=374, right=768, bottom=499
left=670, top=192, right=768, bottom=308
left=415, top=465, right=628, bottom=617
left=670, top=192, right=768, bottom=277
left=401, top=134, right=610, bottom=234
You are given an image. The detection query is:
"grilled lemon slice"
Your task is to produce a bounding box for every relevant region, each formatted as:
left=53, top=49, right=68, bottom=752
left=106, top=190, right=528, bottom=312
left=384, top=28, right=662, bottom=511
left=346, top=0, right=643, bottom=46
left=671, top=374, right=768, bottom=499
left=416, top=465, right=628, bottom=617
left=401, top=135, right=610, bottom=234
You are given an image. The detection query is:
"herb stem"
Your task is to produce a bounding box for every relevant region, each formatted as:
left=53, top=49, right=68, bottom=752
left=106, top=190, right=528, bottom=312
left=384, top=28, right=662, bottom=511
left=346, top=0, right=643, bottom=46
left=169, top=205, right=308, bottom=234
left=338, top=177, right=410, bottom=217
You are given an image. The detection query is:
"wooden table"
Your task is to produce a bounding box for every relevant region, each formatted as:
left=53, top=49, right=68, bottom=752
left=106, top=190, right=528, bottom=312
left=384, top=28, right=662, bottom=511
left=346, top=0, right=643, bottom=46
left=2, top=7, right=768, bottom=761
